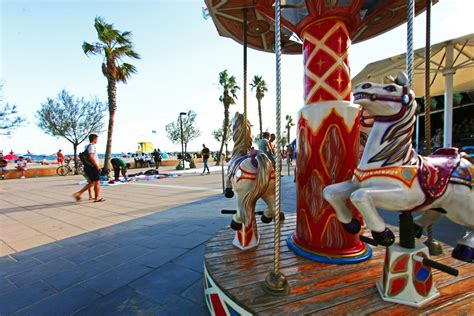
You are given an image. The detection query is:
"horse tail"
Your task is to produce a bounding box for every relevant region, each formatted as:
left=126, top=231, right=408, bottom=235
left=241, top=153, right=273, bottom=226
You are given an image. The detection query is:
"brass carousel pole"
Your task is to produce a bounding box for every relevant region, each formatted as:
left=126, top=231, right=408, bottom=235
left=243, top=8, right=248, bottom=138
left=263, top=0, right=289, bottom=296
left=423, top=0, right=443, bottom=256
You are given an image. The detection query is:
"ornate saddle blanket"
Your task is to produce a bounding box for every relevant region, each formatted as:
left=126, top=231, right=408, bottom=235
left=450, top=158, right=474, bottom=188
left=418, top=147, right=461, bottom=200
left=227, top=150, right=270, bottom=179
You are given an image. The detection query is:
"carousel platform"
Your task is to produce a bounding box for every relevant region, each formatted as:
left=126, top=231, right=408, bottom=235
left=204, top=215, right=474, bottom=315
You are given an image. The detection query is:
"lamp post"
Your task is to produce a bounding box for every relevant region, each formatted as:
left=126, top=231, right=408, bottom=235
left=179, top=112, right=187, bottom=169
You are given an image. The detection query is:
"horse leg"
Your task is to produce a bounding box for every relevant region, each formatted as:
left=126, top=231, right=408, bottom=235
left=349, top=187, right=407, bottom=246
left=230, top=194, right=243, bottom=230
left=323, top=181, right=361, bottom=234
left=225, top=177, right=234, bottom=198
left=260, top=187, right=285, bottom=223
left=452, top=230, right=474, bottom=263
left=413, top=210, right=444, bottom=238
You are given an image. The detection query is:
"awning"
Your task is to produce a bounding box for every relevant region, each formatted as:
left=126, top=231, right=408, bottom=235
left=352, top=33, right=474, bottom=96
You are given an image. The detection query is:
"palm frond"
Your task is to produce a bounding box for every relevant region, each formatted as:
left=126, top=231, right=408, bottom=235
left=114, top=45, right=140, bottom=60
left=116, top=31, right=133, bottom=45
left=116, top=63, right=137, bottom=82
left=82, top=42, right=103, bottom=56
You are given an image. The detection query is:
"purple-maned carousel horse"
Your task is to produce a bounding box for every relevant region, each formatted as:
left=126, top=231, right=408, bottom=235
left=224, top=112, right=282, bottom=249
left=323, top=72, right=474, bottom=263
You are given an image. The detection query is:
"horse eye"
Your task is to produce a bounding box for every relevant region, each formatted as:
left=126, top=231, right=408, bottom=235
left=362, top=83, right=372, bottom=89
left=384, top=85, right=396, bottom=92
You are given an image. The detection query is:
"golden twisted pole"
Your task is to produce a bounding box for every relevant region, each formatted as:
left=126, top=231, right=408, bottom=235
left=243, top=8, right=248, bottom=127
left=423, top=0, right=443, bottom=256
left=263, top=0, right=289, bottom=296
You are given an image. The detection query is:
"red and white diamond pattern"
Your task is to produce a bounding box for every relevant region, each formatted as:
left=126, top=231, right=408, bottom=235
left=303, top=20, right=352, bottom=104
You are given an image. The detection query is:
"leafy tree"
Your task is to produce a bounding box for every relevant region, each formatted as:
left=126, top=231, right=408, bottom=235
left=285, top=114, right=295, bottom=144
left=36, top=90, right=106, bottom=173
left=82, top=16, right=140, bottom=168
left=217, top=70, right=240, bottom=165
left=250, top=75, right=268, bottom=138
left=165, top=110, right=201, bottom=153
left=0, top=84, right=26, bottom=135
left=212, top=120, right=232, bottom=156
left=0, top=104, right=26, bottom=136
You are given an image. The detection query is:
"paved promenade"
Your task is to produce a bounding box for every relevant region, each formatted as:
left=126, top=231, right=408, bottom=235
left=0, top=164, right=296, bottom=315
left=0, top=164, right=463, bottom=315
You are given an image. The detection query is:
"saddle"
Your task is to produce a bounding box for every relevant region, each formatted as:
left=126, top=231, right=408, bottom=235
left=418, top=148, right=461, bottom=201
left=227, top=150, right=263, bottom=178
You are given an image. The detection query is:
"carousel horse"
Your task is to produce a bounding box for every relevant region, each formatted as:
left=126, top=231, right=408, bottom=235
left=323, top=72, right=474, bottom=263
left=225, top=113, right=281, bottom=236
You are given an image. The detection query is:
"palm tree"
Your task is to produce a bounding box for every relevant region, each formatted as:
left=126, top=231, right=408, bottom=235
left=217, top=70, right=240, bottom=165
left=285, top=115, right=295, bottom=144
left=250, top=75, right=268, bottom=138
left=82, top=17, right=140, bottom=168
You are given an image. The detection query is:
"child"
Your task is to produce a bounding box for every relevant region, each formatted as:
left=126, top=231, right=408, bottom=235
left=16, top=156, right=27, bottom=179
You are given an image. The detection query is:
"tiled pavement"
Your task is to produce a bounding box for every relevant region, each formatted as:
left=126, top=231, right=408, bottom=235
left=0, top=165, right=463, bottom=315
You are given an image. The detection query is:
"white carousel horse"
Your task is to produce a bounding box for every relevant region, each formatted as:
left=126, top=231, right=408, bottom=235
left=225, top=113, right=283, bottom=248
left=323, top=72, right=474, bottom=263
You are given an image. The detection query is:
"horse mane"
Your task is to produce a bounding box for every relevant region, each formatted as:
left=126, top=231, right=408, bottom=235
left=232, top=113, right=252, bottom=157
left=368, top=87, right=417, bottom=166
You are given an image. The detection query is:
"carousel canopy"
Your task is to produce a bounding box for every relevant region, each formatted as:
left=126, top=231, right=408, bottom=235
left=352, top=33, right=474, bottom=96
left=204, top=0, right=436, bottom=54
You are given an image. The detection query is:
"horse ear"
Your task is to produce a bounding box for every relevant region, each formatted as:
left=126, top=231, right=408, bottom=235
left=384, top=75, right=395, bottom=84
left=395, top=72, right=408, bottom=86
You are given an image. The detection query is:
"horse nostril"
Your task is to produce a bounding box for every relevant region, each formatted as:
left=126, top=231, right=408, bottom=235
left=370, top=94, right=377, bottom=101
left=362, top=83, right=372, bottom=89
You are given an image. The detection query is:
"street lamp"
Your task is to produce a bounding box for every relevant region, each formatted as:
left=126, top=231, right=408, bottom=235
left=179, top=112, right=187, bottom=169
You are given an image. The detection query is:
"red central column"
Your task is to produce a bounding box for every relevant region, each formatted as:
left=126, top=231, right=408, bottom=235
left=287, top=19, right=370, bottom=263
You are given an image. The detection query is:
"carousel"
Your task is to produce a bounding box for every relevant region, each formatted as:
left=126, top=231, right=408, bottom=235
left=203, top=0, right=473, bottom=314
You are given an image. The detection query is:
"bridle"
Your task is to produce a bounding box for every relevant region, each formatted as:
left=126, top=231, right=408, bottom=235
left=356, top=84, right=413, bottom=123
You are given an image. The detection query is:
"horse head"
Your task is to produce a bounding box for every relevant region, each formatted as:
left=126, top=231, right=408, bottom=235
left=354, top=72, right=415, bottom=122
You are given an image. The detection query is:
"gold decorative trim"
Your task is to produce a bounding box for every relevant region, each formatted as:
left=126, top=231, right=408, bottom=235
left=290, top=235, right=367, bottom=258
left=354, top=166, right=418, bottom=188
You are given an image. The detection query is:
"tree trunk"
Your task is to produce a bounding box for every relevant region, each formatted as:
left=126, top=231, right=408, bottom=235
left=184, top=142, right=188, bottom=154
left=287, top=126, right=291, bottom=145
left=216, top=105, right=229, bottom=165
left=73, top=143, right=79, bottom=175
left=258, top=98, right=263, bottom=138
left=104, top=78, right=117, bottom=169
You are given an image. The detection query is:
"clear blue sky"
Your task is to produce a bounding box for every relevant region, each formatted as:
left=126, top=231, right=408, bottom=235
left=1, top=0, right=473, bottom=155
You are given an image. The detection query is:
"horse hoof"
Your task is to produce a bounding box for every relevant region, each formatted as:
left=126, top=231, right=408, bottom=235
left=342, top=219, right=361, bottom=234
left=372, top=228, right=395, bottom=247
left=261, top=214, right=272, bottom=224
left=224, top=188, right=234, bottom=198
left=414, top=224, right=424, bottom=239
left=279, top=212, right=285, bottom=221
left=230, top=220, right=242, bottom=231
left=452, top=244, right=474, bottom=263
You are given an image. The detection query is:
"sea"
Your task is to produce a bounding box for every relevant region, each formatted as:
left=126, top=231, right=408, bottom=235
left=21, top=153, right=123, bottom=161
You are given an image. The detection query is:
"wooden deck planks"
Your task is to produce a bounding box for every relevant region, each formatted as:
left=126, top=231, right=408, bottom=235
left=204, top=215, right=474, bottom=315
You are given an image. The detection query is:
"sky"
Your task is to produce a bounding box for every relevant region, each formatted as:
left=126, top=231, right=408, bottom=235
left=1, top=0, right=473, bottom=155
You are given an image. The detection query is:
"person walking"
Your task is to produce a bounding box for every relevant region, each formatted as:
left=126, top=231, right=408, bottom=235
left=152, top=148, right=162, bottom=170
left=57, top=149, right=64, bottom=166
left=111, top=158, right=131, bottom=181
left=74, top=134, right=104, bottom=202
left=201, top=144, right=210, bottom=175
